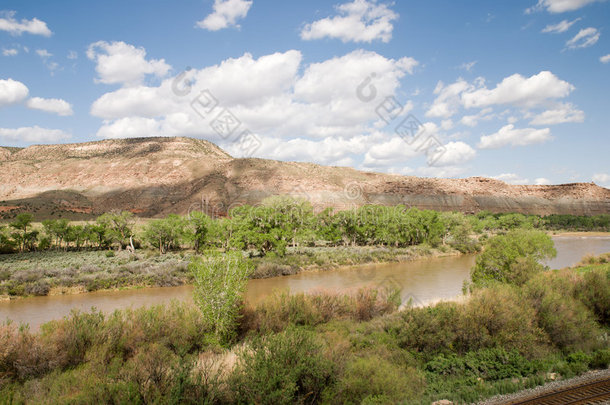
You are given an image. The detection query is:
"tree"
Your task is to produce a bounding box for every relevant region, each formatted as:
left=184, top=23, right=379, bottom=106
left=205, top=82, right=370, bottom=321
left=96, top=211, right=135, bottom=250
left=190, top=251, right=253, bottom=343
left=9, top=213, right=34, bottom=252
left=470, top=229, right=556, bottom=287
left=42, top=219, right=70, bottom=249
left=142, top=214, right=188, bottom=254
left=188, top=211, right=211, bottom=253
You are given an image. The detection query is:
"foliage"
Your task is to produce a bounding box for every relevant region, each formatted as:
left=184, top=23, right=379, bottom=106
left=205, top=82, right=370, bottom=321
left=470, top=229, right=556, bottom=287
left=190, top=251, right=253, bottom=343
left=230, top=327, right=334, bottom=404
left=142, top=214, right=188, bottom=253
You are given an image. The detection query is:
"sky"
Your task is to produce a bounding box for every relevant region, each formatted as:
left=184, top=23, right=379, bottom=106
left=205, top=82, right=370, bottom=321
left=0, top=0, right=609, bottom=187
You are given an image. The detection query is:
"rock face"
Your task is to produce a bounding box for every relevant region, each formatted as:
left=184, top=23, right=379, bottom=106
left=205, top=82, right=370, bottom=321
left=0, top=137, right=608, bottom=218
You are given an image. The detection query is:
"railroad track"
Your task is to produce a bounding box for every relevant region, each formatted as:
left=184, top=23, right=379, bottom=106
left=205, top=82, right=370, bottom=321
left=502, top=377, right=610, bottom=405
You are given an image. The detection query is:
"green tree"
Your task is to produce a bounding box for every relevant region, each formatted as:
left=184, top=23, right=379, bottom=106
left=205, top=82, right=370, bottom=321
left=190, top=251, right=253, bottom=342
left=142, top=214, right=188, bottom=254
left=9, top=213, right=34, bottom=252
left=470, top=229, right=556, bottom=287
left=188, top=211, right=211, bottom=253
left=96, top=211, right=135, bottom=250
left=42, top=219, right=70, bottom=249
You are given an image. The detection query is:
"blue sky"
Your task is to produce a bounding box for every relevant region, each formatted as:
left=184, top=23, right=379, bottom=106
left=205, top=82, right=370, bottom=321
left=0, top=0, right=609, bottom=187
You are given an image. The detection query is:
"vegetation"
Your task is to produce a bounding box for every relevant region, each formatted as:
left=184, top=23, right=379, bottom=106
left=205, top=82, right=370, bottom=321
left=0, top=254, right=608, bottom=404
left=470, top=229, right=557, bottom=287
left=191, top=252, right=252, bottom=343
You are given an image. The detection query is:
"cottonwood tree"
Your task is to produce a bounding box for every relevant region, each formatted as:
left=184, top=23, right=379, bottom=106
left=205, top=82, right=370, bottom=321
left=10, top=213, right=34, bottom=252
left=97, top=211, right=136, bottom=250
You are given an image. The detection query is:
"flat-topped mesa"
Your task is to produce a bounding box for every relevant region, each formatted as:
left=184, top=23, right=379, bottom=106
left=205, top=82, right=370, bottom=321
left=6, top=137, right=232, bottom=162
left=0, top=137, right=608, bottom=218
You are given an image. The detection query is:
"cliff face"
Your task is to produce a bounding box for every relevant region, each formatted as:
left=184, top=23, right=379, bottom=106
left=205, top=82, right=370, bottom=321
left=0, top=137, right=608, bottom=219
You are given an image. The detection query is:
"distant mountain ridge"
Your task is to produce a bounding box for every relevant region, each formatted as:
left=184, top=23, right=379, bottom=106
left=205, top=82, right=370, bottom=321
left=0, top=137, right=608, bottom=219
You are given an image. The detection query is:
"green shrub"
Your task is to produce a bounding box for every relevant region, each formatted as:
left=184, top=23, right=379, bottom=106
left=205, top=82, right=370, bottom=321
left=329, top=355, right=424, bottom=404
left=230, top=327, right=334, bottom=404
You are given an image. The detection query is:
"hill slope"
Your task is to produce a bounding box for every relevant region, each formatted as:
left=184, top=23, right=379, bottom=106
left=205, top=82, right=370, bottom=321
left=0, top=137, right=608, bottom=219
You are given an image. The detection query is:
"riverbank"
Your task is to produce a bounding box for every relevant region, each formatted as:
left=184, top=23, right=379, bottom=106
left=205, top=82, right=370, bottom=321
left=1, top=256, right=608, bottom=404
left=549, top=231, right=610, bottom=237
left=0, top=244, right=463, bottom=299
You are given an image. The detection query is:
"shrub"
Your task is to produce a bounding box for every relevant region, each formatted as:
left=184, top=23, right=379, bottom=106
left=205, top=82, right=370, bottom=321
left=525, top=274, right=601, bottom=352
left=575, top=267, right=610, bottom=327
left=329, top=355, right=425, bottom=404
left=470, top=229, right=556, bottom=287
left=190, top=252, right=252, bottom=344
left=230, top=327, right=334, bottom=404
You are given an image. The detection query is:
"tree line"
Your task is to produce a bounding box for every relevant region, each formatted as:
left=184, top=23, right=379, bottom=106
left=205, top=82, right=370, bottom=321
left=0, top=196, right=608, bottom=256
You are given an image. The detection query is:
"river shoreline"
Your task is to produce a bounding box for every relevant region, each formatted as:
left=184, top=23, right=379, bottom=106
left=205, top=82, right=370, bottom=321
left=0, top=244, right=465, bottom=300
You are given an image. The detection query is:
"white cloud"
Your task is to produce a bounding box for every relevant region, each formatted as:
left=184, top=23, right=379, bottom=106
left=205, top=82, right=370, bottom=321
left=529, top=103, right=584, bottom=125
left=196, top=0, right=252, bottom=31
left=0, top=11, right=52, bottom=36
left=91, top=49, right=417, bottom=141
left=87, top=41, right=171, bottom=86
left=566, top=27, right=600, bottom=49
left=67, top=50, right=78, bottom=60
left=0, top=126, right=69, bottom=144
left=542, top=18, right=580, bottom=33
left=36, top=49, right=52, bottom=58
left=432, top=141, right=476, bottom=167
left=462, top=71, right=574, bottom=109
left=593, top=173, right=610, bottom=187
left=301, top=0, right=398, bottom=43
left=0, top=78, right=29, bottom=107
left=96, top=117, right=162, bottom=139
left=26, top=97, right=74, bottom=116
left=460, top=107, right=494, bottom=127
left=459, top=61, right=477, bottom=72
left=491, top=173, right=530, bottom=185
left=535, top=177, right=551, bottom=185
left=478, top=124, right=552, bottom=149
left=426, top=79, right=472, bottom=119
left=526, top=0, right=600, bottom=13
left=601, top=54, right=610, bottom=63
left=2, top=48, right=18, bottom=56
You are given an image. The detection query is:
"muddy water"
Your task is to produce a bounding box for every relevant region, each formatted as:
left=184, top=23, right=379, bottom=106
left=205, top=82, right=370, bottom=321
left=1, top=236, right=609, bottom=330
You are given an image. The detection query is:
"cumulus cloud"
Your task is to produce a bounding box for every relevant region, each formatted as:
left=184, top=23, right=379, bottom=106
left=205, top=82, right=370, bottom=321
left=26, top=97, right=74, bottom=116
left=196, top=0, right=252, bottom=31
left=431, top=141, right=476, bottom=166
left=542, top=18, right=580, bottom=33
left=460, top=108, right=494, bottom=127
left=526, top=0, right=601, bottom=13
left=491, top=173, right=531, bottom=185
left=96, top=117, right=162, bottom=139
left=535, top=177, right=551, bottom=185
left=0, top=78, right=29, bottom=107
left=426, top=79, right=472, bottom=119
left=601, top=54, right=610, bottom=63
left=90, top=49, right=417, bottom=142
left=529, top=103, right=584, bottom=125
left=2, top=48, right=18, bottom=56
left=87, top=41, right=171, bottom=86
left=0, top=11, right=52, bottom=36
left=593, top=173, right=610, bottom=187
left=0, top=126, right=69, bottom=144
left=301, top=0, right=398, bottom=43
left=462, top=71, right=574, bottom=109
left=566, top=27, right=600, bottom=49
left=478, top=124, right=552, bottom=149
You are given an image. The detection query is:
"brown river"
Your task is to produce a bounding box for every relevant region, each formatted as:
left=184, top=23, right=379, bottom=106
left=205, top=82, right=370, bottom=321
left=1, top=235, right=609, bottom=330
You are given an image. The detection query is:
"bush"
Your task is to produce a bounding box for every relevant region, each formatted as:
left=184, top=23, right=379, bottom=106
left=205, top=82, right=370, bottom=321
left=329, top=355, right=424, bottom=404
left=575, top=267, right=610, bottom=327
left=470, top=229, right=556, bottom=287
left=190, top=252, right=253, bottom=343
left=230, top=327, right=334, bottom=404
left=525, top=274, right=601, bottom=352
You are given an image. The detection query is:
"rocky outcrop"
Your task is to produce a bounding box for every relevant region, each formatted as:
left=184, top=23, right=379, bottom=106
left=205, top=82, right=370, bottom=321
left=0, top=137, right=608, bottom=218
